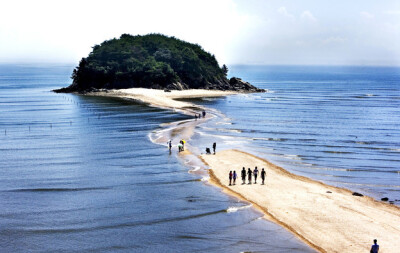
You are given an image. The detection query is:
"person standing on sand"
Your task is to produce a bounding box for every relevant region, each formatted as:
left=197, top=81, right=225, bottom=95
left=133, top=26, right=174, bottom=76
left=229, top=171, right=233, bottom=186
left=261, top=168, right=266, bottom=185
left=202, top=110, right=206, bottom=118
left=233, top=171, right=237, bottom=185
left=247, top=168, right=252, bottom=184
left=241, top=167, right=246, bottom=184
left=370, top=239, right=379, bottom=253
left=213, top=142, right=216, bottom=154
left=253, top=167, right=259, bottom=184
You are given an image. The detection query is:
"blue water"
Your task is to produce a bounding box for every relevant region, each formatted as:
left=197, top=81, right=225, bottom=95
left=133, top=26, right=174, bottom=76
left=190, top=65, right=400, bottom=202
left=0, top=64, right=314, bottom=252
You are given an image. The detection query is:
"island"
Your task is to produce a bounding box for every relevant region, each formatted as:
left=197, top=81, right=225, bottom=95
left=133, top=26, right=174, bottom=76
left=51, top=34, right=400, bottom=252
left=54, top=34, right=263, bottom=93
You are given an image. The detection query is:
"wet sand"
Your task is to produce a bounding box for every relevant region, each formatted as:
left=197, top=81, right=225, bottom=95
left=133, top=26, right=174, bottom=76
left=201, top=150, right=400, bottom=252
left=89, top=88, right=238, bottom=113
left=89, top=88, right=400, bottom=253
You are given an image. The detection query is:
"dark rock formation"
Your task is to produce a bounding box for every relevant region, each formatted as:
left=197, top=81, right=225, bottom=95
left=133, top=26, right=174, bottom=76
left=381, top=197, right=389, bottom=201
left=352, top=192, right=363, bottom=197
left=228, top=77, right=264, bottom=92
left=165, top=82, right=189, bottom=91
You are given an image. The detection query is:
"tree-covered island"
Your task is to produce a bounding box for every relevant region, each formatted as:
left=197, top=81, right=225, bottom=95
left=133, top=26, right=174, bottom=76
left=55, top=34, right=264, bottom=93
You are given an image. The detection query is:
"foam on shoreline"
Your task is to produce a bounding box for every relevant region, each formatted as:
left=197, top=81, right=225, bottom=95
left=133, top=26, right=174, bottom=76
left=88, top=88, right=400, bottom=253
left=202, top=150, right=400, bottom=252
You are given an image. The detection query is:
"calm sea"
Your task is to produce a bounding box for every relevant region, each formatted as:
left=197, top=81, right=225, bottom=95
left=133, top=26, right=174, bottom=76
left=190, top=65, right=400, bottom=204
left=0, top=64, right=314, bottom=252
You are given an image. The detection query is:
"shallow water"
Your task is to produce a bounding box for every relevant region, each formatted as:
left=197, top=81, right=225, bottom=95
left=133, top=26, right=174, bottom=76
left=189, top=65, right=400, bottom=203
left=0, top=64, right=314, bottom=252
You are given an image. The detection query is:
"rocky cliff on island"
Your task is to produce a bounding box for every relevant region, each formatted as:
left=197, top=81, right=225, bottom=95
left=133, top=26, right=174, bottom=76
left=54, top=34, right=264, bottom=93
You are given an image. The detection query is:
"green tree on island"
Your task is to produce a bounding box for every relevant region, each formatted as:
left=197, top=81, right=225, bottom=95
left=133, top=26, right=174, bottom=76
left=56, top=33, right=263, bottom=93
left=222, top=64, right=228, bottom=76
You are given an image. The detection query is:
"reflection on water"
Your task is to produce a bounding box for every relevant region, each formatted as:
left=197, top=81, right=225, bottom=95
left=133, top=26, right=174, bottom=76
left=188, top=65, right=400, bottom=204
left=0, top=65, right=314, bottom=252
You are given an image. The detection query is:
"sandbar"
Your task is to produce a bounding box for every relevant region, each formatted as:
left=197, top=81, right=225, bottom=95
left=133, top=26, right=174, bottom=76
left=88, top=88, right=238, bottom=112
left=87, top=88, right=400, bottom=252
left=201, top=149, right=400, bottom=253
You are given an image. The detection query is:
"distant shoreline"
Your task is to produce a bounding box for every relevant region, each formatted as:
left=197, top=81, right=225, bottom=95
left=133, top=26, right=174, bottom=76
left=86, top=87, right=400, bottom=253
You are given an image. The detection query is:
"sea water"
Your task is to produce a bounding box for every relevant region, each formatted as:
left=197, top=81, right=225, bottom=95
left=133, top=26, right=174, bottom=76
left=189, top=65, right=400, bottom=203
left=0, top=65, right=314, bottom=252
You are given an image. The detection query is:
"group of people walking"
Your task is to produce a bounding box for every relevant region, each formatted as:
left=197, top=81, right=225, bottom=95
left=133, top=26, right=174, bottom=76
left=167, top=139, right=186, bottom=152
left=205, top=142, right=216, bottom=155
left=229, top=167, right=266, bottom=186
left=167, top=110, right=208, bottom=152
left=194, top=110, right=206, bottom=120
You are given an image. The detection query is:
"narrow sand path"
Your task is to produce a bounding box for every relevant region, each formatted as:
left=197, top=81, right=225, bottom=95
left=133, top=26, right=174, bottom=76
left=87, top=88, right=400, bottom=252
left=89, top=88, right=237, bottom=112
left=201, top=149, right=400, bottom=253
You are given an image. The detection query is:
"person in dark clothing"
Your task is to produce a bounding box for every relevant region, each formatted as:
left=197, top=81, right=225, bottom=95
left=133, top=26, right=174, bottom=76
left=195, top=114, right=198, bottom=120
left=167, top=140, right=172, bottom=151
left=261, top=168, right=266, bottom=185
left=247, top=168, right=252, bottom=184
left=253, top=167, right=259, bottom=184
left=229, top=171, right=233, bottom=186
left=241, top=167, right=246, bottom=184
left=233, top=171, right=237, bottom=185
left=202, top=111, right=206, bottom=118
left=370, top=239, right=379, bottom=253
left=212, top=142, right=216, bottom=154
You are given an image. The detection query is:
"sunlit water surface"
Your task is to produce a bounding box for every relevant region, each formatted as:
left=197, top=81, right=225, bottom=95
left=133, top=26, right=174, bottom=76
left=0, top=65, right=314, bottom=252
left=189, top=65, right=400, bottom=203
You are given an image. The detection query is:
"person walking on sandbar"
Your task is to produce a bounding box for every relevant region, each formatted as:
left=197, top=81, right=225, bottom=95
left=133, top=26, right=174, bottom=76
left=213, top=142, right=216, bottom=154
left=233, top=171, right=237, bottom=185
left=253, top=167, right=259, bottom=184
left=370, top=239, right=379, bottom=253
left=261, top=168, right=266, bottom=185
left=180, top=139, right=185, bottom=151
left=229, top=171, right=233, bottom=186
left=167, top=140, right=172, bottom=151
left=247, top=168, right=252, bottom=184
left=241, top=167, right=246, bottom=184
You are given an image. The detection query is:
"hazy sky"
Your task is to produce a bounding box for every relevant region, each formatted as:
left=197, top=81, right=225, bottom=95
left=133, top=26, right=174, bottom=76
left=1, top=0, right=399, bottom=66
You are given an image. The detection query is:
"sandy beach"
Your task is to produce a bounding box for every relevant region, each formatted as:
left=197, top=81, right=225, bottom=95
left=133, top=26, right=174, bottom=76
left=89, top=88, right=400, bottom=252
left=201, top=150, right=400, bottom=252
left=89, top=88, right=238, bottom=113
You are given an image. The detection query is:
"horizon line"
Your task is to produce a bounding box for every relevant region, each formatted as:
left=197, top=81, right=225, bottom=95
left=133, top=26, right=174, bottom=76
left=1, top=62, right=400, bottom=68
